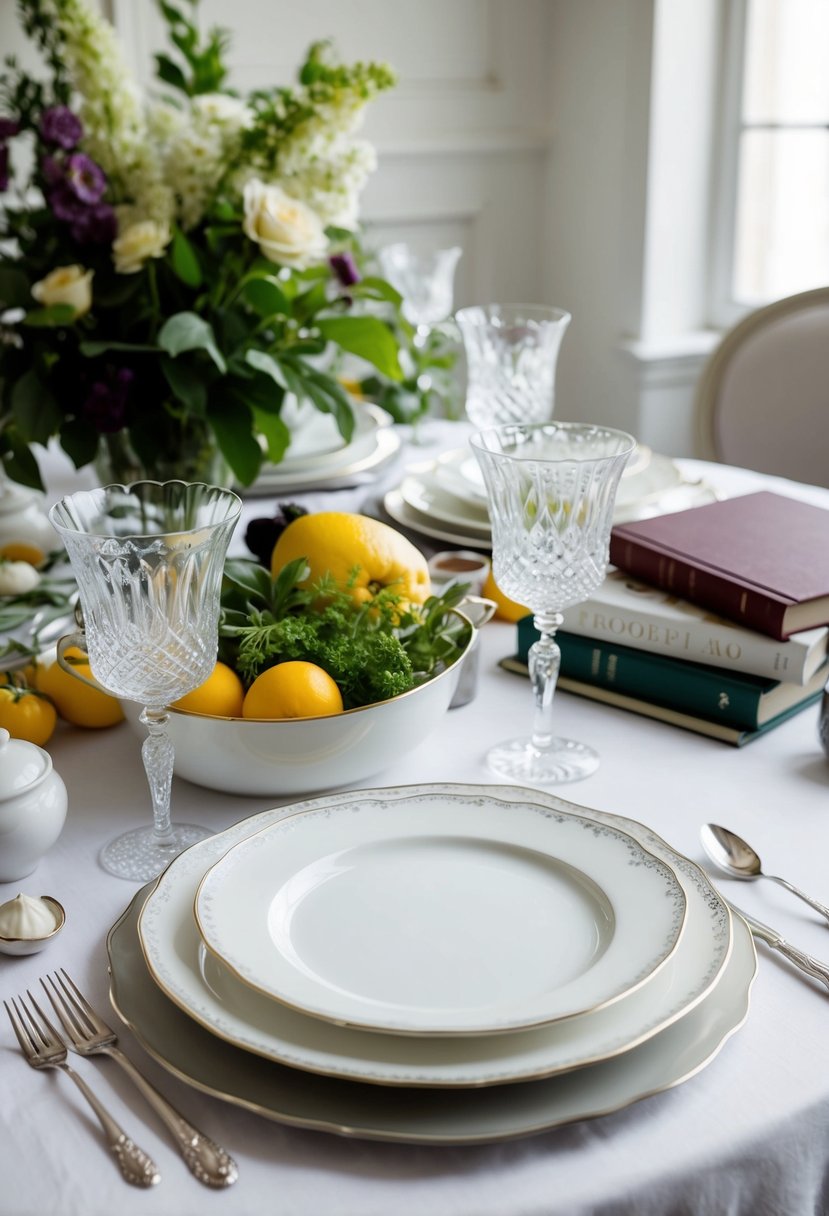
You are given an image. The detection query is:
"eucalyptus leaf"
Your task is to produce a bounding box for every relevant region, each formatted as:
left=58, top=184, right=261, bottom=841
left=317, top=315, right=403, bottom=380
left=245, top=348, right=289, bottom=390
left=207, top=397, right=261, bottom=485
left=251, top=405, right=290, bottom=462
left=242, top=276, right=289, bottom=318
left=159, top=312, right=226, bottom=372
left=162, top=355, right=208, bottom=414
left=170, top=229, right=203, bottom=288
left=10, top=369, right=61, bottom=444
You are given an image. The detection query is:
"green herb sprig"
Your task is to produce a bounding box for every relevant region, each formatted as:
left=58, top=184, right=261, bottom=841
left=218, top=557, right=471, bottom=710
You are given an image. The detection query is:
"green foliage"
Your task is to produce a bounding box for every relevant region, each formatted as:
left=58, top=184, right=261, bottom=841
left=218, top=557, right=471, bottom=709
left=0, top=1, right=414, bottom=489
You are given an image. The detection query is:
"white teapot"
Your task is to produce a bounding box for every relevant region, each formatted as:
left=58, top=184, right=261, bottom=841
left=0, top=728, right=68, bottom=880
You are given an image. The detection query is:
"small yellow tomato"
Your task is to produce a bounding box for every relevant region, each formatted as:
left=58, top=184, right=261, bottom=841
left=37, top=648, right=124, bottom=729
left=0, top=683, right=57, bottom=746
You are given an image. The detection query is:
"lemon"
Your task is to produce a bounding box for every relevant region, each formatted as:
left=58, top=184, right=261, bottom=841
left=271, top=512, right=430, bottom=610
left=172, top=661, right=245, bottom=718
left=242, top=661, right=344, bottom=720
left=37, top=648, right=125, bottom=729
left=482, top=569, right=530, bottom=623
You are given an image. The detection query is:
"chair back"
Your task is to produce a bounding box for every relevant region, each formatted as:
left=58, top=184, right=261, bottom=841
left=695, top=287, right=829, bottom=487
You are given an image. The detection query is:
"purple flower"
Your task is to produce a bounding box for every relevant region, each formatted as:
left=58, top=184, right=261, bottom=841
left=65, top=153, right=107, bottom=205
left=0, top=118, right=20, bottom=141
left=329, top=251, right=361, bottom=288
left=0, top=145, right=8, bottom=193
left=48, top=181, right=84, bottom=223
left=70, top=202, right=117, bottom=246
left=82, top=367, right=134, bottom=433
left=41, top=154, right=63, bottom=186
left=39, top=106, right=83, bottom=150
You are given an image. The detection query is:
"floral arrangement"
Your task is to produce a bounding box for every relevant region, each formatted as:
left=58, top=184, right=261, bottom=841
left=0, top=0, right=421, bottom=489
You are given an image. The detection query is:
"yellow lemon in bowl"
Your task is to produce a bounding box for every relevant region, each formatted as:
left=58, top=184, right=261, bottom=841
left=271, top=512, right=431, bottom=610
left=482, top=569, right=530, bottom=623
left=242, top=661, right=344, bottom=720
left=172, top=662, right=245, bottom=718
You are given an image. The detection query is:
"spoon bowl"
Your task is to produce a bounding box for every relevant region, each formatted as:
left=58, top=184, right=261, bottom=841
left=700, top=823, right=829, bottom=926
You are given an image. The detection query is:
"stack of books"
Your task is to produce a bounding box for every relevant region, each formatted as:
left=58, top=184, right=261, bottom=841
left=503, top=491, right=829, bottom=745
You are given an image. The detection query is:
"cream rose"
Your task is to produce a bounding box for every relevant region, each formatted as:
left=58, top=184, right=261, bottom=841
left=31, top=265, right=93, bottom=318
left=242, top=180, right=328, bottom=269
left=113, top=219, right=171, bottom=274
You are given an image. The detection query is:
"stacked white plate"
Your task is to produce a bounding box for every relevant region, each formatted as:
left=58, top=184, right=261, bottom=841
left=383, top=446, right=717, bottom=550
left=245, top=401, right=401, bottom=495
left=108, top=783, right=754, bottom=1144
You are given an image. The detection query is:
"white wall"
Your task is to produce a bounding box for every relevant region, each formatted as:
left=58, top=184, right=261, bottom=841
left=0, top=0, right=724, bottom=455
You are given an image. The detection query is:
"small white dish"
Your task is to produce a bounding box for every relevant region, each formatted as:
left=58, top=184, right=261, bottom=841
left=0, top=896, right=65, bottom=956
left=428, top=550, right=491, bottom=595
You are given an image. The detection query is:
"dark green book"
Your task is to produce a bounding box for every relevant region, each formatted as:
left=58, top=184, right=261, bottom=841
left=516, top=616, right=828, bottom=730
left=498, top=656, right=825, bottom=747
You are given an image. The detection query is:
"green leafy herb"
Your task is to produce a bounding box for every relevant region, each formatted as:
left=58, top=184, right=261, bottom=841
left=218, top=558, right=470, bottom=709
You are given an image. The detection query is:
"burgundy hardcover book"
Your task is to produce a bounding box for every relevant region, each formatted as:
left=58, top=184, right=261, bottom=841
left=609, top=491, right=829, bottom=640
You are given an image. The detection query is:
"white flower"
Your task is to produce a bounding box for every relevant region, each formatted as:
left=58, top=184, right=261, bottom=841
left=31, top=265, right=93, bottom=317
left=192, top=94, right=252, bottom=128
left=112, top=220, right=171, bottom=274
left=0, top=561, right=41, bottom=596
left=242, top=180, right=328, bottom=269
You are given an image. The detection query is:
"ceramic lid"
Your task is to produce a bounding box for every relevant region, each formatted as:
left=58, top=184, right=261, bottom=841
left=0, top=481, right=43, bottom=517
left=0, top=728, right=51, bottom=799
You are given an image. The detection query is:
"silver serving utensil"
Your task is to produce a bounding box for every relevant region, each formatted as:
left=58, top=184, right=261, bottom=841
left=731, top=904, right=829, bottom=993
left=41, top=970, right=237, bottom=1189
left=700, top=823, right=829, bottom=925
left=4, top=991, right=160, bottom=1187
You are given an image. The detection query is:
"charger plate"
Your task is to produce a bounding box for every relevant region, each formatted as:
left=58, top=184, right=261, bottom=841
left=110, top=796, right=754, bottom=1144
left=194, top=789, right=686, bottom=1036
left=137, top=788, right=731, bottom=1087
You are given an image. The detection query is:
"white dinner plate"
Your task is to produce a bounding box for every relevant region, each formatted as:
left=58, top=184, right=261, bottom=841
left=383, top=489, right=492, bottom=550
left=111, top=795, right=754, bottom=1144
left=194, top=788, right=686, bottom=1036
left=399, top=471, right=491, bottom=532
left=249, top=423, right=401, bottom=495
left=136, top=786, right=731, bottom=1087
left=276, top=402, right=389, bottom=473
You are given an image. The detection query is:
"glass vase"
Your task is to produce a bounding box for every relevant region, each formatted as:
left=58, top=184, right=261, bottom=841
left=95, top=423, right=231, bottom=488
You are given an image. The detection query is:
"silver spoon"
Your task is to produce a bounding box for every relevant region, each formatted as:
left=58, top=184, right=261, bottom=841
left=701, top=823, right=829, bottom=926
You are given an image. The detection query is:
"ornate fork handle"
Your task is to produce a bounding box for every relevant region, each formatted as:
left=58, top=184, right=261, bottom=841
left=60, top=1061, right=160, bottom=1187
left=766, top=936, right=829, bottom=992
left=101, top=1044, right=237, bottom=1188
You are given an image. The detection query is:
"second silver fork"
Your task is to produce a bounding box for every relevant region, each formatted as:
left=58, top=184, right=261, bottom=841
left=42, top=970, right=238, bottom=1189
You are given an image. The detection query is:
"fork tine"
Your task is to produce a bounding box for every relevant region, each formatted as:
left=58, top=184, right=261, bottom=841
left=41, top=976, right=82, bottom=1044
left=4, top=998, right=34, bottom=1057
left=25, top=990, right=64, bottom=1049
left=56, top=969, right=105, bottom=1033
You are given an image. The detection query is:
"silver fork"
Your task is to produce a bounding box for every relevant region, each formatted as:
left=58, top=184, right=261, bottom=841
left=42, top=969, right=238, bottom=1189
left=4, top=992, right=160, bottom=1188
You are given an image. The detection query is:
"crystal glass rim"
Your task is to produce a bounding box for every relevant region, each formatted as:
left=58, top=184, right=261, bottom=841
left=455, top=304, right=572, bottom=327
left=48, top=479, right=242, bottom=540
left=469, top=421, right=637, bottom=463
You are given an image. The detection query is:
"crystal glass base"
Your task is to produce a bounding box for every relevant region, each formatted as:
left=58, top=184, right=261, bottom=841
left=485, top=736, right=600, bottom=785
left=100, top=823, right=212, bottom=882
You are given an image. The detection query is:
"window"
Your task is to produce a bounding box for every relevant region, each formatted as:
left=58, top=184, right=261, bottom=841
left=712, top=0, right=829, bottom=322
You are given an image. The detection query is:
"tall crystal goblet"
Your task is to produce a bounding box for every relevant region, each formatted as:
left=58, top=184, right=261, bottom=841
left=457, top=304, right=572, bottom=428
left=49, top=481, right=241, bottom=881
left=470, top=422, right=635, bottom=784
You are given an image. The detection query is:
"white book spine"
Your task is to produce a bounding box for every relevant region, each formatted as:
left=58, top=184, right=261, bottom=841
left=560, top=571, right=827, bottom=684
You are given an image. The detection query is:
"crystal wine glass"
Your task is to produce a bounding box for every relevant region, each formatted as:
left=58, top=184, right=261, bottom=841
left=378, top=242, right=462, bottom=342
left=470, top=422, right=635, bottom=784
left=457, top=304, right=572, bottom=428
left=49, top=481, right=241, bottom=881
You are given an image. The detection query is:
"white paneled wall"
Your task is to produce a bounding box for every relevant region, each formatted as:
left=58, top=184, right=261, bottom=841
left=113, top=0, right=554, bottom=313
left=1, top=0, right=722, bottom=453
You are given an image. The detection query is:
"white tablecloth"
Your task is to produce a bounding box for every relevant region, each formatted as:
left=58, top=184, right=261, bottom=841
left=3, top=426, right=829, bottom=1216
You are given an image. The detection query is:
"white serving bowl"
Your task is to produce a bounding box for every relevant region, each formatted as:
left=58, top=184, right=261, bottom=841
left=122, top=612, right=479, bottom=797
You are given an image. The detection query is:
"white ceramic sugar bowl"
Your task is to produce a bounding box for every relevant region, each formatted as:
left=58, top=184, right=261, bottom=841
left=0, top=728, right=67, bottom=881
left=0, top=481, right=55, bottom=563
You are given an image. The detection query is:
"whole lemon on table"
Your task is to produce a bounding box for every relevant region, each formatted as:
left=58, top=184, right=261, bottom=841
left=482, top=568, right=530, bottom=623
left=171, top=661, right=245, bottom=718
left=0, top=682, right=57, bottom=745
left=270, top=512, right=431, bottom=609
left=37, top=648, right=125, bottom=729
left=242, top=661, right=344, bottom=719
